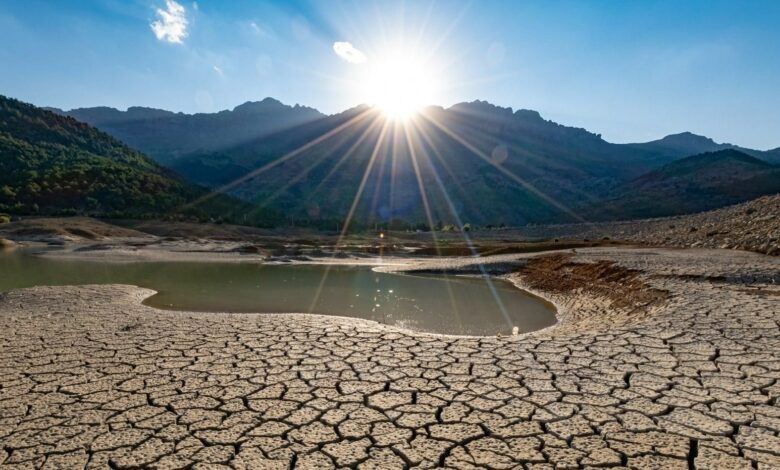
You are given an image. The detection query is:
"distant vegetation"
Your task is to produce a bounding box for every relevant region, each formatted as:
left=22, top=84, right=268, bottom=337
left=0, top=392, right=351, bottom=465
left=0, top=95, right=280, bottom=226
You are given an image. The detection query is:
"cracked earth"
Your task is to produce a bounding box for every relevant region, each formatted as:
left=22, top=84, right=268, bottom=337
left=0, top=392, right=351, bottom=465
left=0, top=248, right=779, bottom=469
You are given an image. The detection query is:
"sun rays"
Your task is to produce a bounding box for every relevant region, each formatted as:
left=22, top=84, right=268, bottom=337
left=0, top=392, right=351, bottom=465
left=174, top=9, right=607, bottom=333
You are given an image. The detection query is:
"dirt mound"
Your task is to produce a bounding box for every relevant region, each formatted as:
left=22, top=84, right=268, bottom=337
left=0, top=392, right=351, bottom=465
left=126, top=220, right=276, bottom=240
left=518, top=253, right=667, bottom=311
left=0, top=217, right=150, bottom=241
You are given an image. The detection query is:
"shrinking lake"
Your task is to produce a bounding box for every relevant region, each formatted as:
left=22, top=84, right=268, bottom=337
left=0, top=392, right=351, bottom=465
left=0, top=250, right=556, bottom=336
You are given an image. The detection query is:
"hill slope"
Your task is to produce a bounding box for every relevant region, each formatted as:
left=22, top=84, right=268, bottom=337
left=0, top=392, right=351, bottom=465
left=628, top=132, right=780, bottom=165
left=0, top=95, right=279, bottom=225
left=587, top=149, right=780, bottom=220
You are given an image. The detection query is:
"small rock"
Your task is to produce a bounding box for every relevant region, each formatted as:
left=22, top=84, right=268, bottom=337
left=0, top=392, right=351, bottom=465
left=233, top=244, right=262, bottom=254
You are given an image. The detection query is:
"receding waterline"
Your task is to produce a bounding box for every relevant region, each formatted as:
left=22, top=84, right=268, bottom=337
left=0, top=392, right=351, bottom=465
left=0, top=250, right=556, bottom=336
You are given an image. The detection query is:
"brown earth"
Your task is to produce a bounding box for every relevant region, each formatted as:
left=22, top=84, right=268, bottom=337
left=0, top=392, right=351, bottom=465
left=517, top=253, right=668, bottom=312
left=0, top=217, right=150, bottom=241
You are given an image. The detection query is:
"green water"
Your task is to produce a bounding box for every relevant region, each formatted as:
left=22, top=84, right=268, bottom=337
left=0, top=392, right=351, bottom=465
left=0, top=249, right=556, bottom=335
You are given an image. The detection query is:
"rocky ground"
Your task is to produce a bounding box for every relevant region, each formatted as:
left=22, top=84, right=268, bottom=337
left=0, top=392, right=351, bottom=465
left=1, top=247, right=778, bottom=469
left=507, top=194, right=780, bottom=256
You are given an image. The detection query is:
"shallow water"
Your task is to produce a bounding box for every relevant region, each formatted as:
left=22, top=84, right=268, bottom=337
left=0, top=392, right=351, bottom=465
left=0, top=249, right=556, bottom=335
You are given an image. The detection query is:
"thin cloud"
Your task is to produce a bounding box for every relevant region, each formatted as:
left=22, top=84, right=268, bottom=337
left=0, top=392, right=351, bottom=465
left=333, top=41, right=367, bottom=64
left=213, top=65, right=223, bottom=76
left=150, top=0, right=188, bottom=44
left=249, top=21, right=270, bottom=37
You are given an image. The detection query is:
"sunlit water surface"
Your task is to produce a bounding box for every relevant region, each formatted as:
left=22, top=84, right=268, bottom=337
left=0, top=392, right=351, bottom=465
left=0, top=249, right=556, bottom=335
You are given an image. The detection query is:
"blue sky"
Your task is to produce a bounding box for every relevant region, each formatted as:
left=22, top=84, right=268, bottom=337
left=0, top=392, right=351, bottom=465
left=1, top=0, right=779, bottom=149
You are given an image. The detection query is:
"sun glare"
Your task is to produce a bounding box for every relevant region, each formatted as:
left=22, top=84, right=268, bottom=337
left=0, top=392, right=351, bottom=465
left=361, top=55, right=438, bottom=121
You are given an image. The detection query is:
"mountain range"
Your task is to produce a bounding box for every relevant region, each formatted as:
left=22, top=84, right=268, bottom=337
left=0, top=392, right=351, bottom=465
left=47, top=98, right=323, bottom=164
left=18, top=96, right=780, bottom=226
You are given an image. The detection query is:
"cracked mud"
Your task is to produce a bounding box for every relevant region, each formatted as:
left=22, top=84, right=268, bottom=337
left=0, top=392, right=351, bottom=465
left=0, top=248, right=778, bottom=469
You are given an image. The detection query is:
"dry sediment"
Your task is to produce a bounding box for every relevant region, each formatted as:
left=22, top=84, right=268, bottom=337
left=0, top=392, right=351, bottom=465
left=0, top=247, right=779, bottom=469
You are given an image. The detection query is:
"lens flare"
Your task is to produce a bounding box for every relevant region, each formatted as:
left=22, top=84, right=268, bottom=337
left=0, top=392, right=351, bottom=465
left=361, top=54, right=438, bottom=121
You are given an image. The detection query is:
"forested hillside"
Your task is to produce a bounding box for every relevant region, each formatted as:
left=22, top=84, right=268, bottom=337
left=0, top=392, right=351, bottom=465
left=0, top=95, right=280, bottom=225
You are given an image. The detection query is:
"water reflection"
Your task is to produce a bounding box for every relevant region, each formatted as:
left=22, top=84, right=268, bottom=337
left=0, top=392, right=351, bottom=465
left=0, top=250, right=556, bottom=336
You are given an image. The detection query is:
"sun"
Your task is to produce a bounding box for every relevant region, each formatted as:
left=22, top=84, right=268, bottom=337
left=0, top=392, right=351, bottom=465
left=361, top=54, right=438, bottom=121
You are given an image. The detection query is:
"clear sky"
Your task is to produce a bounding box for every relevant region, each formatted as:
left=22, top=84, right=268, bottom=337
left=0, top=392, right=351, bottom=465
left=1, top=0, right=779, bottom=149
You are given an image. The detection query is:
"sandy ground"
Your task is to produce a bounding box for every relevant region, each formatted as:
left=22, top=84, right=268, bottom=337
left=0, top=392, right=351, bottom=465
left=33, top=242, right=414, bottom=267
left=1, top=245, right=779, bottom=469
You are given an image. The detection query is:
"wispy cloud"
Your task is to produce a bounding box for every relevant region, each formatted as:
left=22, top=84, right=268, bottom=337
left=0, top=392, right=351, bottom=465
left=150, top=0, right=188, bottom=44
left=333, top=41, right=367, bottom=64
left=212, top=65, right=223, bottom=76
left=249, top=21, right=272, bottom=38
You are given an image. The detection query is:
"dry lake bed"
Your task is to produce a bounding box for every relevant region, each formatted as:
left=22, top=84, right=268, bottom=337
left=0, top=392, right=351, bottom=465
left=0, top=247, right=779, bottom=469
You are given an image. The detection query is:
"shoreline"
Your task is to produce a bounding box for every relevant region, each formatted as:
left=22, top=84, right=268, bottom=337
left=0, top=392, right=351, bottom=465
left=13, top=240, right=772, bottom=338
left=5, top=242, right=562, bottom=338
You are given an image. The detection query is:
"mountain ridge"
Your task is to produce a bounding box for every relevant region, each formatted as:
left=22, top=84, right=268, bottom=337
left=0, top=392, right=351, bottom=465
left=628, top=131, right=779, bottom=165
left=48, top=97, right=320, bottom=120
left=54, top=98, right=778, bottom=162
left=50, top=98, right=325, bottom=163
